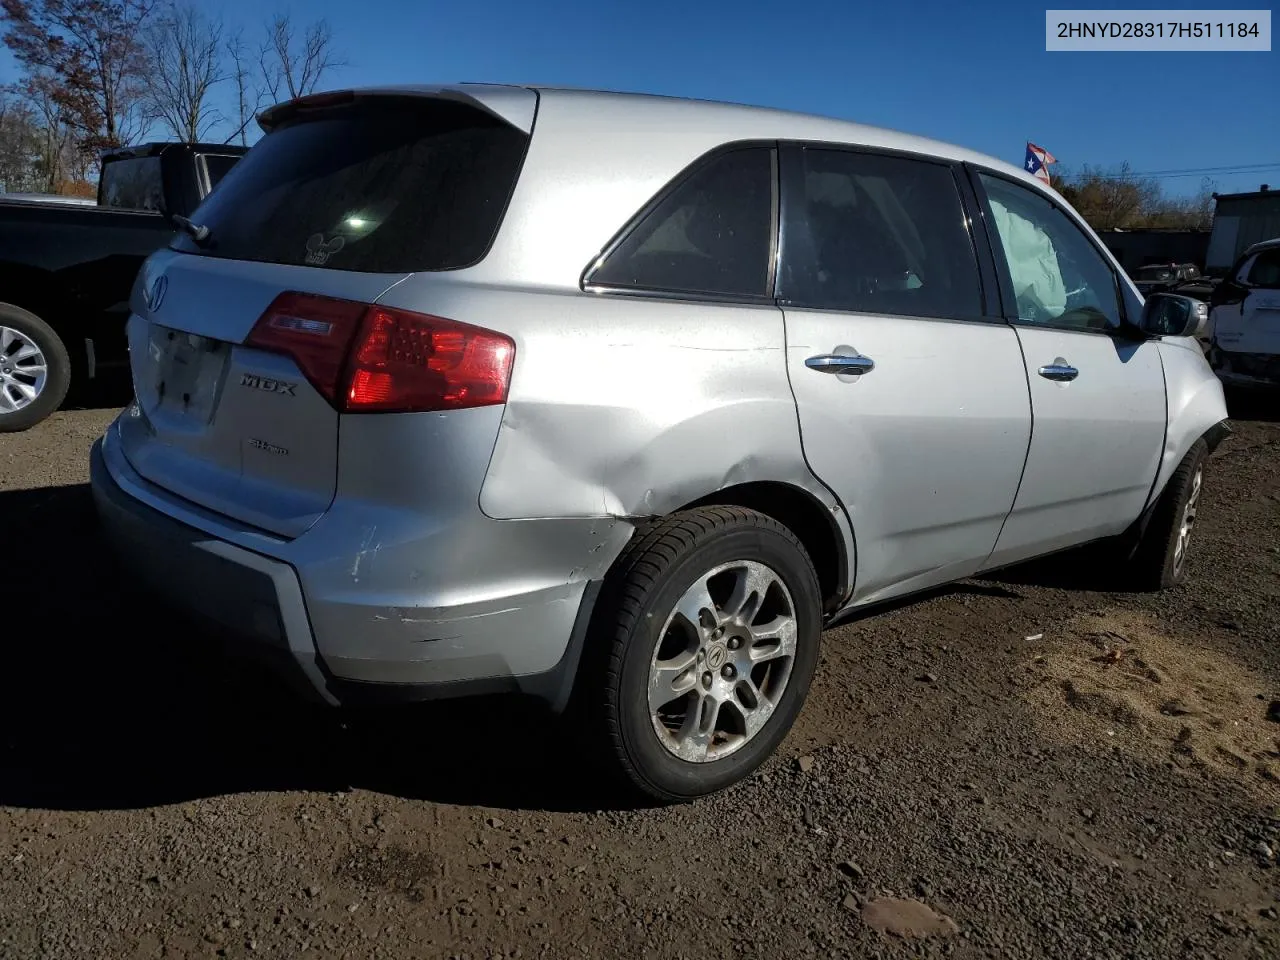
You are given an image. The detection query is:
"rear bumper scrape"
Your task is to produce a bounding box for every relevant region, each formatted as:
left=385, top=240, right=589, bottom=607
left=90, top=431, right=620, bottom=710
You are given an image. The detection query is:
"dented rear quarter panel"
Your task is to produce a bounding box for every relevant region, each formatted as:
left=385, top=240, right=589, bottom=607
left=377, top=275, right=850, bottom=541
left=479, top=295, right=814, bottom=519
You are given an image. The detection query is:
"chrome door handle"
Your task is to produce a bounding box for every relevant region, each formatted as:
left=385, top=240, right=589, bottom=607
left=1037, top=362, right=1079, bottom=382
left=806, top=354, right=875, bottom=375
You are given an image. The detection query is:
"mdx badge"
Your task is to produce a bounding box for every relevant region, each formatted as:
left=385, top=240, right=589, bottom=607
left=240, top=373, right=298, bottom=396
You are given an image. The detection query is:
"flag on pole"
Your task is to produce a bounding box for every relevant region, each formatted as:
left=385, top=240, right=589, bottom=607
left=1024, top=142, right=1057, bottom=185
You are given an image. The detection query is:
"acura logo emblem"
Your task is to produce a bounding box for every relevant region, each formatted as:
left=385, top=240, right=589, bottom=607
left=146, top=274, right=168, bottom=311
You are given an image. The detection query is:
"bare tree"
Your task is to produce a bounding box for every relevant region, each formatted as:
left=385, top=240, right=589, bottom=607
left=0, top=87, right=42, bottom=191
left=1, top=0, right=154, bottom=153
left=224, top=28, right=265, bottom=146
left=259, top=13, right=344, bottom=103
left=143, top=2, right=226, bottom=143
left=1056, top=166, right=1220, bottom=233
left=26, top=74, right=72, bottom=190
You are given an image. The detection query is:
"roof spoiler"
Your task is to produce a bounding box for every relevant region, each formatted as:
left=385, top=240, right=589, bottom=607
left=257, top=84, right=537, bottom=136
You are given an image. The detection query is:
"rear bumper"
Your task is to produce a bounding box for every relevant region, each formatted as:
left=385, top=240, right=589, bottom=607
left=91, top=425, right=631, bottom=709
left=91, top=436, right=337, bottom=704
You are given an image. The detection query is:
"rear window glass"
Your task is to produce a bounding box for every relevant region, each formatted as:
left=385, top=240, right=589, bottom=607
left=101, top=157, right=164, bottom=211
left=172, top=100, right=529, bottom=272
left=586, top=146, right=774, bottom=299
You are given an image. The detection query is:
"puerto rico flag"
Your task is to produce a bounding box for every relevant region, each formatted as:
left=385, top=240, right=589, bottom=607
left=1024, top=143, right=1056, bottom=184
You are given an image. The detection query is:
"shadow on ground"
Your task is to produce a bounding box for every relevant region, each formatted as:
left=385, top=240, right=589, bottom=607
left=0, top=480, right=1169, bottom=815
left=981, top=542, right=1126, bottom=593
left=1226, top=387, right=1279, bottom=425
left=0, top=483, right=604, bottom=814
left=63, top=369, right=133, bottom=413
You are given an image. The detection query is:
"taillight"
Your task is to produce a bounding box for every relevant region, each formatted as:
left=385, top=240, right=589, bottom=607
left=245, top=292, right=514, bottom=414
left=246, top=292, right=367, bottom=404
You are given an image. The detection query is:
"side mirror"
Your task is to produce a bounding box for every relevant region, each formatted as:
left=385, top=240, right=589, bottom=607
left=1141, top=292, right=1209, bottom=338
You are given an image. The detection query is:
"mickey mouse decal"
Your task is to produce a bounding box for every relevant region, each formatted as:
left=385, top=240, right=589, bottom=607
left=304, top=233, right=345, bottom=266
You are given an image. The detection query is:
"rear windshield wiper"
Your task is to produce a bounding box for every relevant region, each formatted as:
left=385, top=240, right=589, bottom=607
left=170, top=213, right=212, bottom=247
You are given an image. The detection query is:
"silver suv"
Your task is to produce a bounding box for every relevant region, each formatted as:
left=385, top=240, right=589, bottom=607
left=91, top=85, right=1229, bottom=801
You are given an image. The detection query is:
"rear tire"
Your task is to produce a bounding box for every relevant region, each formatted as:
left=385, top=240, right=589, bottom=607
left=1127, top=439, right=1208, bottom=592
left=578, top=506, right=822, bottom=803
left=0, top=303, right=71, bottom=433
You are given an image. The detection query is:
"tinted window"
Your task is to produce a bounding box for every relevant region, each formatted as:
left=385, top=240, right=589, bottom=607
left=173, top=100, right=528, bottom=272
left=980, top=173, right=1122, bottom=332
left=588, top=147, right=773, bottom=298
left=777, top=148, right=982, bottom=318
left=100, top=157, right=164, bottom=211
left=200, top=154, right=240, bottom=192
left=1246, top=248, right=1280, bottom=288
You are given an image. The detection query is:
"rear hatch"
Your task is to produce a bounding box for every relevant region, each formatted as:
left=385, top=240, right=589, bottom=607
left=118, top=89, right=534, bottom=537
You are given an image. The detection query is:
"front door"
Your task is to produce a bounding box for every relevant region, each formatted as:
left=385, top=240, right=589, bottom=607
left=973, top=170, right=1167, bottom=569
left=778, top=145, right=1031, bottom=605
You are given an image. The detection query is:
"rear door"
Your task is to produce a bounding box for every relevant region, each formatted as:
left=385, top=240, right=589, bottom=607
left=778, top=145, right=1031, bottom=605
left=973, top=170, right=1167, bottom=569
left=117, top=91, right=535, bottom=537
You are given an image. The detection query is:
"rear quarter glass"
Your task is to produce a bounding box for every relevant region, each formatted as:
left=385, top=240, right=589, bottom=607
left=172, top=99, right=530, bottom=273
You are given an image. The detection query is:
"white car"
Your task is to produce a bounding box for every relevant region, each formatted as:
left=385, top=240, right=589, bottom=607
left=1209, top=237, right=1280, bottom=388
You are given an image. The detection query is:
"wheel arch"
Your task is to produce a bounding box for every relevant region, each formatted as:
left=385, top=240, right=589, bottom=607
left=678, top=480, right=852, bottom=616
left=0, top=262, right=70, bottom=326
left=1149, top=341, right=1231, bottom=515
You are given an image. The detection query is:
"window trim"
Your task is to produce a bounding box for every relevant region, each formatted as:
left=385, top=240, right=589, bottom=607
left=967, top=164, right=1145, bottom=341
left=580, top=140, right=781, bottom=305
left=773, top=140, right=998, bottom=324
left=195, top=153, right=240, bottom=198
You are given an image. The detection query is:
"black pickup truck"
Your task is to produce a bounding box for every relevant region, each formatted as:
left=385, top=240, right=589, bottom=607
left=0, top=141, right=246, bottom=431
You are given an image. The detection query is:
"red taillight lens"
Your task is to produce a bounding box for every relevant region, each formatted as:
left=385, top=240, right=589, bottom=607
left=245, top=292, right=514, bottom=414
left=346, top=306, right=514, bottom=413
left=245, top=292, right=367, bottom=403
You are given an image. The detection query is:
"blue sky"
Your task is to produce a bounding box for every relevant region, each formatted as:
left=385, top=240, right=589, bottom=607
left=3, top=0, right=1277, bottom=195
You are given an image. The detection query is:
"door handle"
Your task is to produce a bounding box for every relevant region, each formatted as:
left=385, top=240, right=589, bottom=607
left=806, top=354, right=875, bottom=375
left=1037, top=362, right=1079, bottom=382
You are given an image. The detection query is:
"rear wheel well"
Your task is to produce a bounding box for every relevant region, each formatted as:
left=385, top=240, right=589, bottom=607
left=679, top=481, right=848, bottom=614
left=0, top=264, right=64, bottom=322
left=0, top=265, right=85, bottom=386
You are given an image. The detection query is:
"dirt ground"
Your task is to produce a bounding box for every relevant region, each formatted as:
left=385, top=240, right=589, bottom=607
left=1, top=389, right=1278, bottom=960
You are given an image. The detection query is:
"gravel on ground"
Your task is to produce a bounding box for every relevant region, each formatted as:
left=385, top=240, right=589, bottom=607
left=2, top=393, right=1277, bottom=959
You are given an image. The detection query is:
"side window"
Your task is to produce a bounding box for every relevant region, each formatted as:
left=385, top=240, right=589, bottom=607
left=587, top=146, right=773, bottom=299
left=979, top=173, right=1122, bottom=332
left=777, top=147, right=982, bottom=319
left=1245, top=248, right=1280, bottom=288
